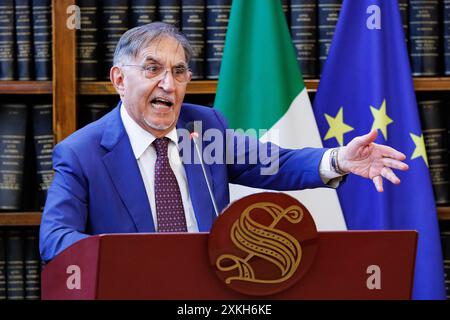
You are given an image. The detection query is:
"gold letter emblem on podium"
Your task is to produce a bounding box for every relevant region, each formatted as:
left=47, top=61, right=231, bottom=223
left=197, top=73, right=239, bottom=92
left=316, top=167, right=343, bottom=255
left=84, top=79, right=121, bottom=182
left=209, top=192, right=319, bottom=296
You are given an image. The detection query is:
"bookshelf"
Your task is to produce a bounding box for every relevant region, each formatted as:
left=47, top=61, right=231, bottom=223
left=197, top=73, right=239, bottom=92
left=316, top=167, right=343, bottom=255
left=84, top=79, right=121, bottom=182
left=0, top=212, right=42, bottom=226
left=1, top=0, right=450, bottom=226
left=437, top=207, right=450, bottom=220
left=4, top=77, right=450, bottom=97
left=78, top=80, right=220, bottom=95
left=0, top=81, right=52, bottom=94
left=52, top=0, right=77, bottom=143
left=76, top=78, right=450, bottom=95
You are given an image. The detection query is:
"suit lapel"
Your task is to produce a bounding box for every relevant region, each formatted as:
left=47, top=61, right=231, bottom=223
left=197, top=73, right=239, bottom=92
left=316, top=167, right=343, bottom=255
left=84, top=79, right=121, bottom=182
left=101, top=104, right=155, bottom=232
left=177, top=118, right=215, bottom=232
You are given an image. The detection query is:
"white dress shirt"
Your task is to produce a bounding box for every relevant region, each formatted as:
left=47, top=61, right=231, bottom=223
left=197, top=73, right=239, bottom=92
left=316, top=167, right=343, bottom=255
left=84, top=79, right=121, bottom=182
left=120, top=104, right=199, bottom=232
left=120, top=104, right=344, bottom=232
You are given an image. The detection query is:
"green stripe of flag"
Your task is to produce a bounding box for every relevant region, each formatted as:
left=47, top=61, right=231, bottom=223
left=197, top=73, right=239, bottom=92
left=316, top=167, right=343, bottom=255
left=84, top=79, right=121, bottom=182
left=215, top=0, right=305, bottom=131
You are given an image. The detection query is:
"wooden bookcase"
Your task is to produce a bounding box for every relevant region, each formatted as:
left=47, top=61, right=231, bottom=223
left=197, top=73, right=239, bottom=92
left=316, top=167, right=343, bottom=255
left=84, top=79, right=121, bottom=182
left=1, top=0, right=450, bottom=226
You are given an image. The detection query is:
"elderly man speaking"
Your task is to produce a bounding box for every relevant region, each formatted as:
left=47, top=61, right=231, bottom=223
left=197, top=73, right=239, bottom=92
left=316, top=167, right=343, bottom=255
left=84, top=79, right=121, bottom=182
left=39, top=22, right=408, bottom=262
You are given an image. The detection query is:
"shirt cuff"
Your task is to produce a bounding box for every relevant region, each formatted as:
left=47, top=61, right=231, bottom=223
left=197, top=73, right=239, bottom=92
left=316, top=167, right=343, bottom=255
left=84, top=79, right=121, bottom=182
left=319, top=148, right=346, bottom=187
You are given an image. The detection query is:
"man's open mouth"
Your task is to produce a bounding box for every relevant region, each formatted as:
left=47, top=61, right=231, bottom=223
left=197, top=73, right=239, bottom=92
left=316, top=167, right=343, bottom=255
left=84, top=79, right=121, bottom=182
left=151, top=97, right=174, bottom=109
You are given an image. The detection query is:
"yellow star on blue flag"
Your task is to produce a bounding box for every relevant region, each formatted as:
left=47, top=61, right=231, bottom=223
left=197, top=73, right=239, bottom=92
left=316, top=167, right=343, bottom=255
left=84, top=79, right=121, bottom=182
left=370, top=99, right=393, bottom=140
left=410, top=133, right=428, bottom=166
left=323, top=107, right=354, bottom=146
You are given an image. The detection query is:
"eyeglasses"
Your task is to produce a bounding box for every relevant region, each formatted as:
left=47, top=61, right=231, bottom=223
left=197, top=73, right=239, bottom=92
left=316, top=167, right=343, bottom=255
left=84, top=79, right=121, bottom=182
left=122, top=63, right=191, bottom=84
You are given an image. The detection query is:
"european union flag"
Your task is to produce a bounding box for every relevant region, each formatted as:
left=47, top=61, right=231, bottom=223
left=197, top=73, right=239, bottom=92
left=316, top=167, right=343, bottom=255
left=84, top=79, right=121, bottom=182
left=313, top=0, right=446, bottom=299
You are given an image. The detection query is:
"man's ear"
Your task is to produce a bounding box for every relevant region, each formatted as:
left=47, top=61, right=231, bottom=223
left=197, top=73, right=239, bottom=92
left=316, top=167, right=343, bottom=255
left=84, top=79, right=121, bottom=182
left=110, top=66, right=125, bottom=97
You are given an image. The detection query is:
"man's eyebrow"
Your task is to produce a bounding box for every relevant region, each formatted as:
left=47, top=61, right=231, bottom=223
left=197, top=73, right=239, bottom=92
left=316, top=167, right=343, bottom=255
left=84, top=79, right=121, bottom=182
left=174, top=62, right=188, bottom=68
left=143, top=56, right=187, bottom=67
left=143, top=55, right=162, bottom=63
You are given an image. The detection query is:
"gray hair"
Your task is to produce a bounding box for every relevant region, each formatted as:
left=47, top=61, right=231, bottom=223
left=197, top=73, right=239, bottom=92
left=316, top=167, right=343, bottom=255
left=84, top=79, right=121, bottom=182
left=113, top=22, right=193, bottom=66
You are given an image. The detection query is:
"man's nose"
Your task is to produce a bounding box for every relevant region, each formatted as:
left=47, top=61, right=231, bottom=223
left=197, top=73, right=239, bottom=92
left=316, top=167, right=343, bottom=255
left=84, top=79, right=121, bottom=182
left=158, top=69, right=176, bottom=92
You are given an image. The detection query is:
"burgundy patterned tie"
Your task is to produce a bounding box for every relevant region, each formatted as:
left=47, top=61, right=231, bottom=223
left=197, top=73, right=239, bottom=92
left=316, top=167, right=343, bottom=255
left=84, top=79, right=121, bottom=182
left=153, top=137, right=187, bottom=232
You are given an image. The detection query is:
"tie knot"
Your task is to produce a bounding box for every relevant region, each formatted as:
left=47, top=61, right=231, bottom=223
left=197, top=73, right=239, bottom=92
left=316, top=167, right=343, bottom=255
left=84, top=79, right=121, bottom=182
left=153, top=137, right=170, bottom=157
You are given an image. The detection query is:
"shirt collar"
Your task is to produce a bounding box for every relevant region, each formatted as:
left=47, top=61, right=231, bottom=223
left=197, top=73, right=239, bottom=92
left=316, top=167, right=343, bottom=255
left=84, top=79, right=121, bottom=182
left=120, top=102, right=179, bottom=159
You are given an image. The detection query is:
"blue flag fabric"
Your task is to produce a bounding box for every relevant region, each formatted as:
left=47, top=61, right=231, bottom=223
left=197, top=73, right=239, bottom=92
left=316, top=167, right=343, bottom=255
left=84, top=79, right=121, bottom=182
left=313, top=0, right=446, bottom=299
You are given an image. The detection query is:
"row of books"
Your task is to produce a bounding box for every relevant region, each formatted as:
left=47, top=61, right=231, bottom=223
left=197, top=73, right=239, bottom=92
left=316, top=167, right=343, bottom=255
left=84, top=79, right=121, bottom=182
left=417, top=97, right=450, bottom=206
left=439, top=221, right=450, bottom=299
left=0, top=100, right=122, bottom=211
left=0, top=103, right=53, bottom=211
left=0, top=227, right=41, bottom=300
left=2, top=0, right=450, bottom=81
left=73, top=0, right=450, bottom=79
left=0, top=0, right=51, bottom=80
left=76, top=0, right=233, bottom=81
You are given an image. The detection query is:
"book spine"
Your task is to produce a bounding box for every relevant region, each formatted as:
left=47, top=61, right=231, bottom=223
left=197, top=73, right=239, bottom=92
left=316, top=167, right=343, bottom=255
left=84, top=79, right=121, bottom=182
left=78, top=102, right=112, bottom=128
left=317, top=0, right=342, bottom=76
left=130, top=0, right=157, bottom=27
left=281, top=0, right=289, bottom=27
left=32, top=0, right=52, bottom=80
left=290, top=0, right=317, bottom=78
left=0, top=0, right=15, bottom=80
left=398, top=0, right=409, bottom=43
left=24, top=229, right=40, bottom=300
left=101, top=0, right=129, bottom=80
left=15, top=0, right=33, bottom=80
left=21, top=110, right=35, bottom=212
left=439, top=221, right=450, bottom=299
left=444, top=256, right=450, bottom=299
left=31, top=104, right=53, bottom=210
left=444, top=0, right=450, bottom=75
left=181, top=0, right=205, bottom=79
left=159, top=0, right=181, bottom=29
left=448, top=98, right=450, bottom=203
left=418, top=99, right=450, bottom=205
left=205, top=0, right=231, bottom=79
left=77, top=0, right=99, bottom=81
left=409, top=0, right=440, bottom=76
left=6, top=229, right=24, bottom=300
left=0, top=104, right=28, bottom=211
left=0, top=230, right=5, bottom=300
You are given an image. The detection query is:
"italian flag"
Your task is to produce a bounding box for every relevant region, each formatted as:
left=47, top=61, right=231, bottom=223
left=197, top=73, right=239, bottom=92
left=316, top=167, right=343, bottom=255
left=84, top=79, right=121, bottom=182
left=214, top=0, right=346, bottom=230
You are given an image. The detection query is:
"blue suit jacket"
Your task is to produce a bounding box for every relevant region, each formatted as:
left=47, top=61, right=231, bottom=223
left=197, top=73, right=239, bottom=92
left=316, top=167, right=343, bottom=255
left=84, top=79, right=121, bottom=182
left=39, top=102, right=329, bottom=261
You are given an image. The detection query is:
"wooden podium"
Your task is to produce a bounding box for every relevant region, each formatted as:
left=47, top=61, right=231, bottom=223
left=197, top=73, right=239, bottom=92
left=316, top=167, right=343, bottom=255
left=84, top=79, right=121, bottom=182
left=41, top=231, right=417, bottom=300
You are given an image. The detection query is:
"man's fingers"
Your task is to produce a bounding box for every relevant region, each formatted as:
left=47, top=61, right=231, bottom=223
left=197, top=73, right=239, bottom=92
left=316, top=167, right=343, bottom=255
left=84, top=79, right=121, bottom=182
left=354, top=129, right=378, bottom=147
left=372, top=175, right=384, bottom=192
left=378, top=144, right=407, bottom=161
left=382, top=158, right=409, bottom=171
left=380, top=167, right=401, bottom=185
left=372, top=167, right=401, bottom=192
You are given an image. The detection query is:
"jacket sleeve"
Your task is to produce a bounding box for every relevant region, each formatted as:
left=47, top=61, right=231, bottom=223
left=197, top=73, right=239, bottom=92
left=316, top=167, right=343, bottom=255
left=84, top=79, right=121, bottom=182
left=212, top=108, right=330, bottom=191
left=39, top=142, right=90, bottom=263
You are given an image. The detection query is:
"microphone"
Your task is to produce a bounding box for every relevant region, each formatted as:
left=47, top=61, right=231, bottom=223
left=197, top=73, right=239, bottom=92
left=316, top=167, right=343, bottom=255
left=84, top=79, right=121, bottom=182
left=186, top=122, right=220, bottom=217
